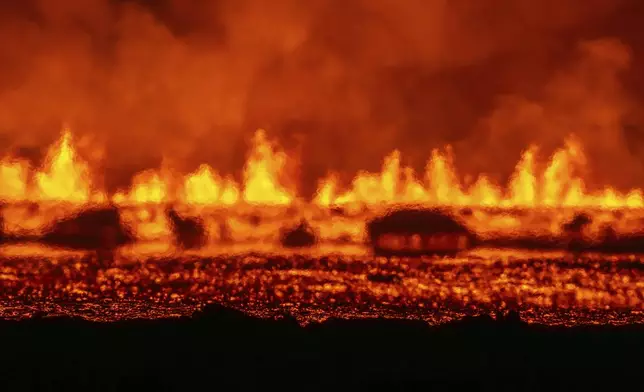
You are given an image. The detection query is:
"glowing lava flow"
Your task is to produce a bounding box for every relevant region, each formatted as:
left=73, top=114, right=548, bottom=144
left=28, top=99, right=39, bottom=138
left=315, top=138, right=644, bottom=209
left=0, top=129, right=105, bottom=203
left=1, top=127, right=643, bottom=210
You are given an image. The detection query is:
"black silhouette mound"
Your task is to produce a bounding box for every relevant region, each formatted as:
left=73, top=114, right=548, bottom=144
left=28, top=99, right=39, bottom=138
left=2, top=305, right=641, bottom=389
left=166, top=207, right=208, bottom=249
left=588, top=229, right=644, bottom=253
left=562, top=213, right=594, bottom=251
left=280, top=219, right=317, bottom=248
left=559, top=213, right=644, bottom=253
left=367, top=208, right=476, bottom=257
left=562, top=213, right=593, bottom=234
left=40, top=206, right=135, bottom=250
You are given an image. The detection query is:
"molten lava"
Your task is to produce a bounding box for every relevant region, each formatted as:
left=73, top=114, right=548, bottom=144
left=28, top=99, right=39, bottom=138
left=1, top=127, right=643, bottom=209
left=314, top=138, right=644, bottom=209
left=2, top=126, right=644, bottom=244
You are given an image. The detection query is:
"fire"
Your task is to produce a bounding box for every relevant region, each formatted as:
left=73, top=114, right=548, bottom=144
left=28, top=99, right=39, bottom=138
left=113, top=170, right=169, bottom=205
left=0, top=158, right=29, bottom=202
left=183, top=164, right=239, bottom=206
left=242, top=129, right=293, bottom=206
left=0, top=128, right=104, bottom=203
left=34, top=129, right=104, bottom=203
left=315, top=136, right=644, bottom=209
left=1, top=127, right=643, bottom=210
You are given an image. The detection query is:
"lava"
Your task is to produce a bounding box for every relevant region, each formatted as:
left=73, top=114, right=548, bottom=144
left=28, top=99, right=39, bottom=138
left=3, top=127, right=644, bottom=244
left=1, top=127, right=642, bottom=210
left=0, top=246, right=642, bottom=325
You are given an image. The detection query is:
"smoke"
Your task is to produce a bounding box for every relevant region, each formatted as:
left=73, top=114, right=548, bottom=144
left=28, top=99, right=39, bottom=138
left=0, top=0, right=641, bottom=194
left=461, top=38, right=641, bottom=189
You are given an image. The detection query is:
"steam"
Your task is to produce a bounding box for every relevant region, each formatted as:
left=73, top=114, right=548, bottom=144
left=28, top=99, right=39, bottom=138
left=0, top=0, right=641, bottom=195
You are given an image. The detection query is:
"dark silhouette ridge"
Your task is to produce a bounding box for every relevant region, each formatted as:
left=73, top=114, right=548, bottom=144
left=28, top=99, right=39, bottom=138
left=166, top=206, right=208, bottom=249
left=367, top=208, right=477, bottom=256
left=563, top=212, right=594, bottom=251
left=280, top=219, right=317, bottom=248
left=0, top=305, right=641, bottom=389
left=366, top=272, right=402, bottom=284
left=39, top=205, right=135, bottom=250
left=562, top=213, right=594, bottom=234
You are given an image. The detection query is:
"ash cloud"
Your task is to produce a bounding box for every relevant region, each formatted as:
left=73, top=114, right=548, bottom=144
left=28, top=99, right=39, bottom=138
left=0, top=0, right=642, bottom=194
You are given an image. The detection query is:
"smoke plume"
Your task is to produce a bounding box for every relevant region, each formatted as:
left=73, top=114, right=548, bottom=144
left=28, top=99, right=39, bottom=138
left=0, top=0, right=642, bottom=195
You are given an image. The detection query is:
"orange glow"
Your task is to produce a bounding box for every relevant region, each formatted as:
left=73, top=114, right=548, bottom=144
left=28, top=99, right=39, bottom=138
left=0, top=158, right=29, bottom=202
left=0, top=129, right=104, bottom=203
left=242, top=129, right=293, bottom=206
left=182, top=164, right=239, bottom=206
left=1, top=127, right=643, bottom=211
left=314, top=136, right=644, bottom=210
left=34, top=129, right=105, bottom=203
left=113, top=170, right=169, bottom=205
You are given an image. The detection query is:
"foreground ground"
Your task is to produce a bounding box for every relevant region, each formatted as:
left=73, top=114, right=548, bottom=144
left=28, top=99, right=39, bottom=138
left=1, top=245, right=643, bottom=388
left=0, top=244, right=642, bottom=325
left=0, top=305, right=642, bottom=389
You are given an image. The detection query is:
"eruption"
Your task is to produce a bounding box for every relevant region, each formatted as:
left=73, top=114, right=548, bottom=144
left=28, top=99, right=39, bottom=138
left=1, top=127, right=642, bottom=210
left=1, top=1, right=644, bottom=245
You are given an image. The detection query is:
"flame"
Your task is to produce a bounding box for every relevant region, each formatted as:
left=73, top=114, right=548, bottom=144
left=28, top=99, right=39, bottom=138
left=0, top=158, right=29, bottom=202
left=34, top=129, right=105, bottom=203
left=242, top=129, right=293, bottom=205
left=1, top=126, right=643, bottom=211
left=314, top=136, right=644, bottom=209
left=0, top=129, right=104, bottom=203
left=183, top=164, right=239, bottom=206
left=113, top=170, right=169, bottom=205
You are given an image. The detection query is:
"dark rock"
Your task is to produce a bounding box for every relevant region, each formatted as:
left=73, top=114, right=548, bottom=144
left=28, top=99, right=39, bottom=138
left=560, top=213, right=594, bottom=252
left=588, top=232, right=644, bottom=254
left=562, top=213, right=593, bottom=234
left=366, top=208, right=476, bottom=256
left=367, top=273, right=401, bottom=284
left=560, top=214, right=644, bottom=254
left=483, top=235, right=564, bottom=250
left=249, top=214, right=261, bottom=226
left=497, top=310, right=522, bottom=325
left=280, top=219, right=317, bottom=248
left=330, top=207, right=346, bottom=217
left=166, top=207, right=208, bottom=249
left=40, top=205, right=135, bottom=250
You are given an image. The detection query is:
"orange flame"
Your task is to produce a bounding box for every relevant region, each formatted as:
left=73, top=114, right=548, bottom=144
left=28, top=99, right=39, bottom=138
left=183, top=164, right=239, bottom=206
left=1, top=127, right=643, bottom=210
left=315, top=136, right=644, bottom=209
left=0, top=129, right=104, bottom=203
left=34, top=129, right=105, bottom=203
left=0, top=158, right=29, bottom=202
left=242, top=129, right=293, bottom=205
